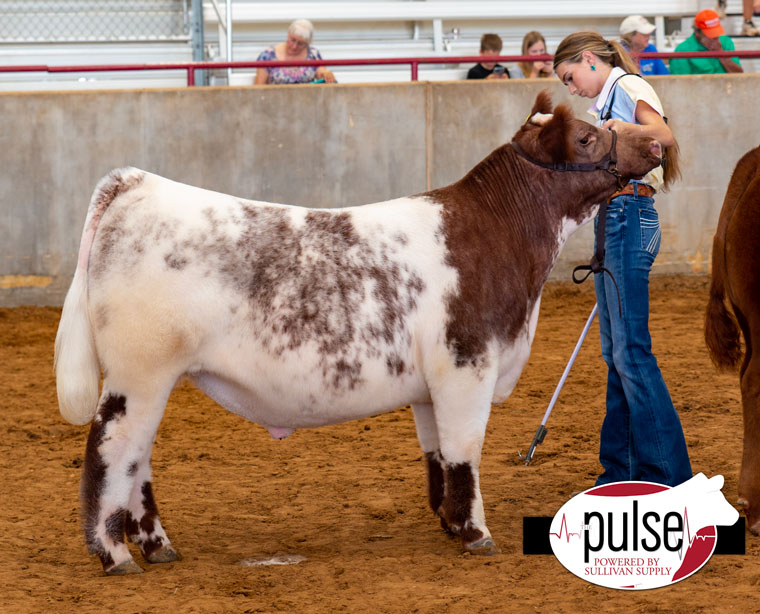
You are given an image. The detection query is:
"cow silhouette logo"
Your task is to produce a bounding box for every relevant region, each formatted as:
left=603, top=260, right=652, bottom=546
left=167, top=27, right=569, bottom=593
left=550, top=474, right=738, bottom=590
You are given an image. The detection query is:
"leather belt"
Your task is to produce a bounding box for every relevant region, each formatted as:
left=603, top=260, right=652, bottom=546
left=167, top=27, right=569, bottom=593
left=610, top=182, right=655, bottom=199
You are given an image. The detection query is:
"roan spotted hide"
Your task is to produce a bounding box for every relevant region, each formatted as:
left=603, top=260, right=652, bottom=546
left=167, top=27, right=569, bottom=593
left=55, top=92, right=663, bottom=574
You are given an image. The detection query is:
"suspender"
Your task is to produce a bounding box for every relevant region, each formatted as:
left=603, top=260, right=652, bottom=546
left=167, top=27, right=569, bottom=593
left=601, top=72, right=668, bottom=125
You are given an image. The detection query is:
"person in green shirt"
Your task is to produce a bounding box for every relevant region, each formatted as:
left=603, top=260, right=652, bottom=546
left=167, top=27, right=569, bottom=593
left=669, top=8, right=743, bottom=74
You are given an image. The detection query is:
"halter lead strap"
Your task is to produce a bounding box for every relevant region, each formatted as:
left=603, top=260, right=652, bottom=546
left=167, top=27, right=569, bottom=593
left=571, top=198, right=623, bottom=317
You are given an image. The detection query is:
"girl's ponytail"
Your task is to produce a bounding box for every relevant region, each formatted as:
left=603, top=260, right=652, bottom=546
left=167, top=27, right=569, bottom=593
left=607, top=39, right=639, bottom=75
left=661, top=140, right=682, bottom=192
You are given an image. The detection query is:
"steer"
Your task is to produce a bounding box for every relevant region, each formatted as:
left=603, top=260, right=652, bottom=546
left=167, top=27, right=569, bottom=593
left=55, top=91, right=662, bottom=574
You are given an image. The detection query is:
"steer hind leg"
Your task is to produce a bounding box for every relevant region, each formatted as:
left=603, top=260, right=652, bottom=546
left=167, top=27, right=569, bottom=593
left=81, top=385, right=171, bottom=574
left=125, top=452, right=181, bottom=564
left=431, top=376, right=499, bottom=555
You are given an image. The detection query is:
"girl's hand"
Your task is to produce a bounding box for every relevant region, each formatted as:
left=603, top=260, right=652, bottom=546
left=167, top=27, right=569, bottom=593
left=603, top=102, right=674, bottom=147
left=601, top=118, right=626, bottom=133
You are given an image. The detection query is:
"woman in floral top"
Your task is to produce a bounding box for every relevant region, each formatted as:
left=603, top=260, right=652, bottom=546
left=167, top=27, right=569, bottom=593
left=255, top=19, right=336, bottom=85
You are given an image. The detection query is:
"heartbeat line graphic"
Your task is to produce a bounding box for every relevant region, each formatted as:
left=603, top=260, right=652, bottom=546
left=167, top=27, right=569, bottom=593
left=678, top=507, right=715, bottom=560
left=549, top=513, right=584, bottom=542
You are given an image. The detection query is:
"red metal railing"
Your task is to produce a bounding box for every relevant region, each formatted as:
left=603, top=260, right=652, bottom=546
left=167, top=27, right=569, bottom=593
left=2, top=51, right=760, bottom=86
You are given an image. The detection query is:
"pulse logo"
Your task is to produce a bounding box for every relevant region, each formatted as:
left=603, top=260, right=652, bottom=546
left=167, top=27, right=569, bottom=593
left=550, top=474, right=738, bottom=590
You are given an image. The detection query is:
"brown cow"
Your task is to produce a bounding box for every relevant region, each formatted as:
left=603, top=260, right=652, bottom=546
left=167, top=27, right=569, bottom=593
left=705, top=144, right=760, bottom=533
left=55, top=91, right=663, bottom=574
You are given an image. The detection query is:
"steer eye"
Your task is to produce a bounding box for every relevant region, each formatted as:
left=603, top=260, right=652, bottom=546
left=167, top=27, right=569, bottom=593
left=579, top=136, right=590, bottom=145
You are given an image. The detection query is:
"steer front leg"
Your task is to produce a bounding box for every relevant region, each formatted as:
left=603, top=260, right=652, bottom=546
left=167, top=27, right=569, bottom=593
left=739, top=345, right=760, bottom=534
left=430, top=375, right=500, bottom=555
left=412, top=404, right=451, bottom=531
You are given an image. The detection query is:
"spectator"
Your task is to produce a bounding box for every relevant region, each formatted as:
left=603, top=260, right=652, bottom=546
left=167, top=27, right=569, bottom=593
left=467, top=33, right=510, bottom=79
left=669, top=9, right=743, bottom=74
left=741, top=0, right=760, bottom=36
left=553, top=31, right=692, bottom=488
left=255, top=19, right=336, bottom=84
left=619, top=15, right=669, bottom=75
left=512, top=31, right=553, bottom=79
left=716, top=0, right=760, bottom=36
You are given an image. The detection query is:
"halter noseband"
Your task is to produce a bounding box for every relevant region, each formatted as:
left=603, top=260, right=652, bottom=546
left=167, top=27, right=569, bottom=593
left=510, top=129, right=624, bottom=190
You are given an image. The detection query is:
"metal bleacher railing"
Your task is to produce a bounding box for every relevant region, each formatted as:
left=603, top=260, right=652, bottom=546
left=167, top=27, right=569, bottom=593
left=4, top=50, right=760, bottom=86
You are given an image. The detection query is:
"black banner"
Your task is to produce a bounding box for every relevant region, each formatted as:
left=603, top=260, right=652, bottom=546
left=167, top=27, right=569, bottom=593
left=522, top=516, right=745, bottom=555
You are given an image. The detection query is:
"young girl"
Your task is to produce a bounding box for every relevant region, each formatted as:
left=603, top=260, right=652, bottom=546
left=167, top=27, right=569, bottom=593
left=553, top=32, right=691, bottom=487
left=514, top=31, right=553, bottom=79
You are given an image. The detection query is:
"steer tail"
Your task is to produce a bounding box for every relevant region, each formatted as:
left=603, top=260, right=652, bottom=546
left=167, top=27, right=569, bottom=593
left=54, top=259, right=99, bottom=425
left=54, top=167, right=145, bottom=424
left=704, top=254, right=742, bottom=370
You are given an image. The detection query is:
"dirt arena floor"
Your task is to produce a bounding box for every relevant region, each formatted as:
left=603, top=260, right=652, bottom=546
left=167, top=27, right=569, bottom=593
left=1, top=274, right=756, bottom=614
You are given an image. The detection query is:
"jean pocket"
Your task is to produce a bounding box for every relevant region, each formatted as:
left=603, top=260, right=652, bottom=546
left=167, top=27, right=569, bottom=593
left=639, top=207, right=661, bottom=257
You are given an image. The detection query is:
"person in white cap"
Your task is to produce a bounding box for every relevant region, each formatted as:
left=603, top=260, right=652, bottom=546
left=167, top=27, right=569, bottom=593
left=619, top=15, right=669, bottom=75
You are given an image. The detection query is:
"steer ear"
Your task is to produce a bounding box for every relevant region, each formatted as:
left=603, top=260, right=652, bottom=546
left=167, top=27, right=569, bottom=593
left=530, top=90, right=553, bottom=116
left=537, top=104, right=571, bottom=163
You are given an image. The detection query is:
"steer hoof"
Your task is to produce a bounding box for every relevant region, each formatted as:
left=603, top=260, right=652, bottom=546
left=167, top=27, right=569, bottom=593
left=464, top=536, right=501, bottom=556
left=106, top=559, right=144, bottom=575
left=145, top=545, right=182, bottom=564
left=440, top=517, right=459, bottom=536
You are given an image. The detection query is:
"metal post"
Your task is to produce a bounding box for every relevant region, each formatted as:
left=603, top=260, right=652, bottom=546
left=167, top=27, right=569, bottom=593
left=226, top=0, right=233, bottom=85
left=655, top=16, right=665, bottom=51
left=190, top=0, right=206, bottom=86
left=432, top=19, right=443, bottom=53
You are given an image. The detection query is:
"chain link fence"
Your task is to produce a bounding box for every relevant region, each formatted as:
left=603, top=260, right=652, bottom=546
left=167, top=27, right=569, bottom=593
left=0, top=0, right=191, bottom=43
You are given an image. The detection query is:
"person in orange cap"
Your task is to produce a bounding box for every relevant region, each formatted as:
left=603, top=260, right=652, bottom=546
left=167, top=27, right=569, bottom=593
left=669, top=9, right=743, bottom=74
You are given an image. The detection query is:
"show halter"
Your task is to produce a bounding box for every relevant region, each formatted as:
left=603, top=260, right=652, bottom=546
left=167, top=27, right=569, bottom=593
left=510, top=129, right=623, bottom=316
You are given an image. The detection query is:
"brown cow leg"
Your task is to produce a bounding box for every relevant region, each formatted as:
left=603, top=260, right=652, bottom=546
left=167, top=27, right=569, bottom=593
left=738, top=332, right=760, bottom=533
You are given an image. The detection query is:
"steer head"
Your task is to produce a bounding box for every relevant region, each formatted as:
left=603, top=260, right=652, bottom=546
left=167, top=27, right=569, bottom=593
left=511, top=91, right=663, bottom=210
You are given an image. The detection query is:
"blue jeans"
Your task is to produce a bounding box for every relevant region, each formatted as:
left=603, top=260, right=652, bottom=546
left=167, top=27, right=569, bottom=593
left=593, top=190, right=692, bottom=486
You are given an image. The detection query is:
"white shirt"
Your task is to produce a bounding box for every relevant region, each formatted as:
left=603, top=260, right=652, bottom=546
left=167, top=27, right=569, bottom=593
left=588, top=67, right=665, bottom=190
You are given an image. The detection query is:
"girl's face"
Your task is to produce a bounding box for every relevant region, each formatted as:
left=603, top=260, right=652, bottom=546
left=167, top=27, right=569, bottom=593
left=555, top=52, right=606, bottom=98
left=527, top=40, right=547, bottom=71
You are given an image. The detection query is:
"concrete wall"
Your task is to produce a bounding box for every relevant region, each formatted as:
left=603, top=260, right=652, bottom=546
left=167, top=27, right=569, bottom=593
left=2, top=74, right=758, bottom=306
